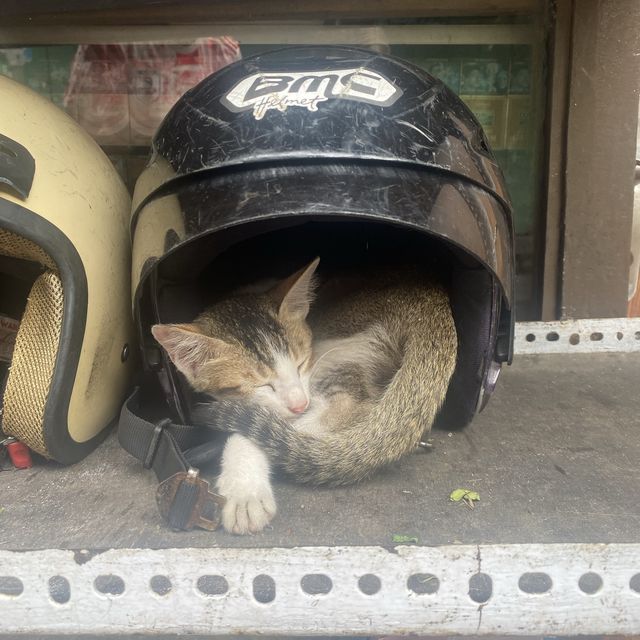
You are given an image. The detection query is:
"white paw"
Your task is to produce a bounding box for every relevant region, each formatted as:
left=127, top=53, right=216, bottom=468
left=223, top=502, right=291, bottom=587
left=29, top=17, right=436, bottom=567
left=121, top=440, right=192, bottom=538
left=218, top=482, right=277, bottom=535
left=216, top=435, right=277, bottom=535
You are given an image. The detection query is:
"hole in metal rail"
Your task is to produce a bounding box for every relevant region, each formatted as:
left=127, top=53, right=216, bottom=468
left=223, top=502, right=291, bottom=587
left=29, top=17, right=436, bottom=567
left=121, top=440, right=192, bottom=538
left=468, top=573, right=492, bottom=603
left=590, top=332, right=603, bottom=341
left=408, top=573, right=439, bottom=595
left=630, top=574, right=640, bottom=593
left=519, top=572, right=552, bottom=594
left=546, top=332, right=560, bottom=342
left=358, top=574, right=381, bottom=595
left=578, top=572, right=603, bottom=595
left=48, top=575, right=71, bottom=604
left=94, top=574, right=125, bottom=596
left=0, top=576, right=23, bottom=597
left=301, top=574, right=332, bottom=595
left=617, top=332, right=624, bottom=340
left=150, top=575, right=172, bottom=596
left=569, top=333, right=580, bottom=345
left=253, top=574, right=276, bottom=603
left=197, top=575, right=228, bottom=597
left=525, top=333, right=536, bottom=342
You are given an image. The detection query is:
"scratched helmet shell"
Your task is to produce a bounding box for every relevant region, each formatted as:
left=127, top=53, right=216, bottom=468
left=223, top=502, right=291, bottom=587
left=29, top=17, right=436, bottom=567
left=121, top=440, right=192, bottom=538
left=0, top=76, right=134, bottom=463
left=131, top=46, right=515, bottom=428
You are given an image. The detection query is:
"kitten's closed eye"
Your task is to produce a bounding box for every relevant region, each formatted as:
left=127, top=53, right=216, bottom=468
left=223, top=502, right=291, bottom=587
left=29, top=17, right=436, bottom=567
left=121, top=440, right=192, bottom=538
left=257, top=383, right=276, bottom=392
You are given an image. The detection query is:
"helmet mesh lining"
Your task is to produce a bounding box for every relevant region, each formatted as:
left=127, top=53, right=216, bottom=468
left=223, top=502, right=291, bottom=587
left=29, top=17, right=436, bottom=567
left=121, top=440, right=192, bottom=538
left=0, top=230, right=62, bottom=457
left=0, top=228, right=55, bottom=270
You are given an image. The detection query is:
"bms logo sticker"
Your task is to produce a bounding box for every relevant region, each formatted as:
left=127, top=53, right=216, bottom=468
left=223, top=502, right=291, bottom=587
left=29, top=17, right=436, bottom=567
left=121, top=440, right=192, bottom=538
left=221, top=68, right=402, bottom=120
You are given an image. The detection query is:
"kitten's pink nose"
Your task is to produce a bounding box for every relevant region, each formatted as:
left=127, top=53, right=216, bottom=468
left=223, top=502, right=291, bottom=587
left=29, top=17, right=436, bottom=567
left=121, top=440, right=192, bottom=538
left=288, top=398, right=309, bottom=414
left=286, top=387, right=308, bottom=414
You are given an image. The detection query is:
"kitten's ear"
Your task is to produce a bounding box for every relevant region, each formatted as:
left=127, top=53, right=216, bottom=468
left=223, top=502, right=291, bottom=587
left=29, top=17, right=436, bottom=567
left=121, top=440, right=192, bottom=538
left=151, top=323, right=227, bottom=384
left=272, top=257, right=320, bottom=320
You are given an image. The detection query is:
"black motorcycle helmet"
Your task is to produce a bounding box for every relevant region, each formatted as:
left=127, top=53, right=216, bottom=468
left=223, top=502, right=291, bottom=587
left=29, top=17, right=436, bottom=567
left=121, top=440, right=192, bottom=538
left=130, top=46, right=514, bottom=431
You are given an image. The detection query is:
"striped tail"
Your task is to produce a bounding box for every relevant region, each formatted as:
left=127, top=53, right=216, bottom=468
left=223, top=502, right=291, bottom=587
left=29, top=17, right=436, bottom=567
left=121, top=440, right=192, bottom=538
left=193, top=287, right=457, bottom=485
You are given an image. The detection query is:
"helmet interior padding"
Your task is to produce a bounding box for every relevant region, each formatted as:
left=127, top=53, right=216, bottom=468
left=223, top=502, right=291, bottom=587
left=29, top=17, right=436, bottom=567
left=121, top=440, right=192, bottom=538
left=0, top=229, right=62, bottom=457
left=150, top=219, right=497, bottom=429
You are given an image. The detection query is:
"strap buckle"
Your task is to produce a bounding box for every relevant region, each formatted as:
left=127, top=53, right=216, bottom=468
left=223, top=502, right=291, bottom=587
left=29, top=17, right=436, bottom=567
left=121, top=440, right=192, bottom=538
left=156, top=468, right=226, bottom=531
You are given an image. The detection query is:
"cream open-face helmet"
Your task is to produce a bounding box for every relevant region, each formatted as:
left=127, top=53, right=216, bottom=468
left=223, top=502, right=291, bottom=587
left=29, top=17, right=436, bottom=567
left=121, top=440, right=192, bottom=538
left=0, top=76, right=134, bottom=463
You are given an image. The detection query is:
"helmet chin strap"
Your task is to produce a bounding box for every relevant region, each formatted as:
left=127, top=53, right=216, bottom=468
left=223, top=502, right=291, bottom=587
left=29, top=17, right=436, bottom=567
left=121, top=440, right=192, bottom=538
left=118, top=386, right=227, bottom=532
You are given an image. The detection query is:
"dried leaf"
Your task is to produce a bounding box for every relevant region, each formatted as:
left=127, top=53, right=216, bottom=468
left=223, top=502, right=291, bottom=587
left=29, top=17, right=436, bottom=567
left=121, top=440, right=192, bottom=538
left=449, top=488, right=480, bottom=503
left=392, top=534, right=419, bottom=544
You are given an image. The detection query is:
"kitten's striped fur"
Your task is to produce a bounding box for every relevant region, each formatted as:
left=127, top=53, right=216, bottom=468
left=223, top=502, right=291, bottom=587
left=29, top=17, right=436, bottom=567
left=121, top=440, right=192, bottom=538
left=153, top=259, right=457, bottom=532
left=194, top=268, right=457, bottom=484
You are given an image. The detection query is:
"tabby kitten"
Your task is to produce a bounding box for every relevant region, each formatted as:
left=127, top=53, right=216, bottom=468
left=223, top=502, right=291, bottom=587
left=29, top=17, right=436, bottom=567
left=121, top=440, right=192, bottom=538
left=153, top=258, right=457, bottom=534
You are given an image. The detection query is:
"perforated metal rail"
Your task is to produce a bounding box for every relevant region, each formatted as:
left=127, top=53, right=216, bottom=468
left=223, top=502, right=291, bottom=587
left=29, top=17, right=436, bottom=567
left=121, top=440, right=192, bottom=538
left=1, top=545, right=640, bottom=635
left=515, top=318, right=640, bottom=354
